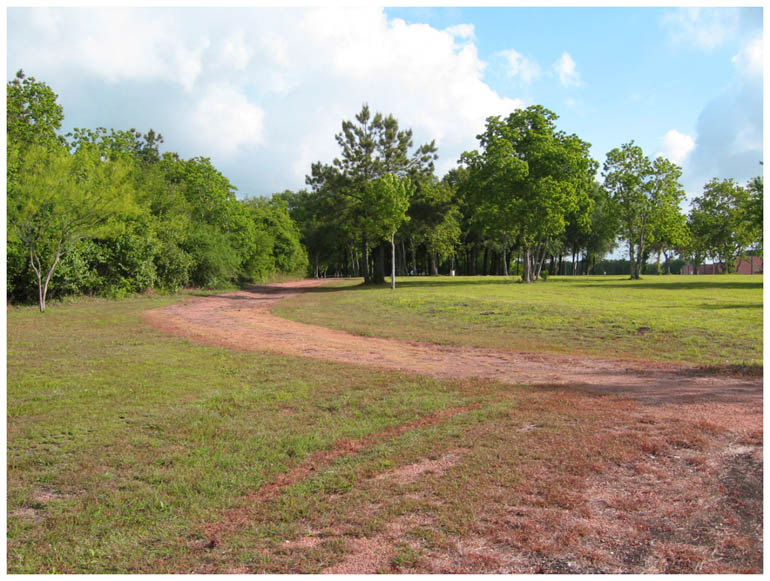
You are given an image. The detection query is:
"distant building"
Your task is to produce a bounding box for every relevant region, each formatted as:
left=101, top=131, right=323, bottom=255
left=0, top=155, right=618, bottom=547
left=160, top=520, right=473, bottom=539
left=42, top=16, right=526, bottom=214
left=682, top=256, right=763, bottom=275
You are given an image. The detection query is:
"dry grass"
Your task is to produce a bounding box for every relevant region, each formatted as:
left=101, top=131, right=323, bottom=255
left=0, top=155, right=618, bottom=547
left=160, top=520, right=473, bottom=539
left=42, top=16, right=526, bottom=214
left=197, top=386, right=761, bottom=574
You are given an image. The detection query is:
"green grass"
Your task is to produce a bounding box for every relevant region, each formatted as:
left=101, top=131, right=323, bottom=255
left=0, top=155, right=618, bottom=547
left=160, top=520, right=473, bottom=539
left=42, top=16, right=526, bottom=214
left=6, top=294, right=473, bottom=573
left=273, top=275, right=763, bottom=366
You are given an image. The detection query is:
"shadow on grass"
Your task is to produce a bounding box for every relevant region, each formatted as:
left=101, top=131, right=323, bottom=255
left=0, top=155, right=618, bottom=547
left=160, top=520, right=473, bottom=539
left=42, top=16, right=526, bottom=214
left=293, top=277, right=523, bottom=293
left=693, top=363, right=764, bottom=378
left=579, top=280, right=763, bottom=291
left=193, top=276, right=764, bottom=299
left=698, top=303, right=763, bottom=310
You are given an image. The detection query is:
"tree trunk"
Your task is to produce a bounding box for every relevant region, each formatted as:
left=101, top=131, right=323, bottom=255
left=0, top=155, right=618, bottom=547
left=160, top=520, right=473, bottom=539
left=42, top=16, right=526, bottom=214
left=411, top=237, right=417, bottom=275
left=523, top=246, right=532, bottom=283
left=361, top=235, right=369, bottom=282
left=430, top=253, right=438, bottom=276
left=502, top=245, right=509, bottom=276
left=535, top=244, right=547, bottom=279
left=391, top=232, right=396, bottom=290
left=373, top=242, right=386, bottom=284
left=629, top=243, right=642, bottom=280
left=400, top=238, right=407, bottom=276
left=482, top=247, right=489, bottom=275
left=30, top=249, right=61, bottom=313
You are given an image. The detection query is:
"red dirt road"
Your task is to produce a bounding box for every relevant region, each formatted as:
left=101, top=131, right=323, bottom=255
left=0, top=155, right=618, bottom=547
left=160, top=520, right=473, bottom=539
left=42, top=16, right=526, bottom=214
left=143, top=279, right=762, bottom=406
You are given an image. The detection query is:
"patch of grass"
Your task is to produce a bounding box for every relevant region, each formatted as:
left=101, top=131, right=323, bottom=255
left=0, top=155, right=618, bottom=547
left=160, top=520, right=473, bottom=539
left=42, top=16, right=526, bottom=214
left=273, top=275, right=763, bottom=365
left=7, top=295, right=467, bottom=573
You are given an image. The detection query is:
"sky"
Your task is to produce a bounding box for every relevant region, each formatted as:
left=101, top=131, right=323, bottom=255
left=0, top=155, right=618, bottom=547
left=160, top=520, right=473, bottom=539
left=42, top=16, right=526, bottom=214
left=5, top=5, right=764, bottom=203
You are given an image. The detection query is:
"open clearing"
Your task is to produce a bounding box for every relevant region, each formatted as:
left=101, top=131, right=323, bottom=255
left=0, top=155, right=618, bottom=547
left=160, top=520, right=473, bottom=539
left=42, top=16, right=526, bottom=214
left=8, top=276, right=763, bottom=573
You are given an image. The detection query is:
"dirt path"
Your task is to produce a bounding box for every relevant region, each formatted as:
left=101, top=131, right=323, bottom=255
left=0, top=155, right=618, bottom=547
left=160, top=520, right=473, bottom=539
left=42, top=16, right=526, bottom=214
left=143, top=280, right=762, bottom=406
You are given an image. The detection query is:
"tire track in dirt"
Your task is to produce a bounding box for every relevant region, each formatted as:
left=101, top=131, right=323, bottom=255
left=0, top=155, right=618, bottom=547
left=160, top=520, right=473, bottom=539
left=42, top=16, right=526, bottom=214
left=142, top=279, right=762, bottom=406
left=192, top=404, right=475, bottom=563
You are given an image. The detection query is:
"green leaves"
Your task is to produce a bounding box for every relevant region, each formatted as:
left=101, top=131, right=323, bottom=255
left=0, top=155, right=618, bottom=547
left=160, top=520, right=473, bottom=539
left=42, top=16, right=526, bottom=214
left=362, top=173, right=414, bottom=242
left=9, top=145, right=138, bottom=249
left=7, top=70, right=64, bottom=150
left=688, top=178, right=755, bottom=271
left=602, top=142, right=686, bottom=278
left=460, top=106, right=597, bottom=281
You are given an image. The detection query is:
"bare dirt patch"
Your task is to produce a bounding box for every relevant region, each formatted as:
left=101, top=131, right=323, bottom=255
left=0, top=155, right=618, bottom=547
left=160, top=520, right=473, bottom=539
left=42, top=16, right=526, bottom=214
left=143, top=280, right=762, bottom=406
left=322, top=514, right=433, bottom=574
left=374, top=450, right=468, bottom=485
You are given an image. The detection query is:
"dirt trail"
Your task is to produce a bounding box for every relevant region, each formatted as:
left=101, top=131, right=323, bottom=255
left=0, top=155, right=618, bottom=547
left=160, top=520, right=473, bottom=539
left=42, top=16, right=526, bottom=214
left=143, top=279, right=762, bottom=406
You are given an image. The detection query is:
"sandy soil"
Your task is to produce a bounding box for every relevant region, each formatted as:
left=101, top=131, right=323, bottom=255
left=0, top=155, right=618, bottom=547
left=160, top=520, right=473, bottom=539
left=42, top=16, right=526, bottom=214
left=143, top=279, right=762, bottom=406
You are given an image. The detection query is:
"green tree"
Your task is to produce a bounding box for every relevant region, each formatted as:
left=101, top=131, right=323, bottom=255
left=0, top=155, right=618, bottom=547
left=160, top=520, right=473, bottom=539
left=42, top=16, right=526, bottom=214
left=362, top=174, right=413, bottom=289
left=279, top=189, right=348, bottom=277
left=745, top=175, right=763, bottom=255
left=245, top=196, right=309, bottom=279
left=461, top=106, right=597, bottom=282
left=8, top=145, right=136, bottom=311
left=602, top=143, right=686, bottom=279
left=307, top=104, right=436, bottom=284
left=7, top=70, right=64, bottom=150
left=648, top=198, right=689, bottom=275
left=688, top=178, right=753, bottom=273
left=406, top=177, right=462, bottom=275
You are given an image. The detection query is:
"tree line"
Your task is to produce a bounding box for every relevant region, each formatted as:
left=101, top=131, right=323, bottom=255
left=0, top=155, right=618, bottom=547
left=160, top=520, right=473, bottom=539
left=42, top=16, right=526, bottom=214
left=284, top=104, right=762, bottom=284
left=7, top=71, right=308, bottom=311
left=7, top=71, right=763, bottom=311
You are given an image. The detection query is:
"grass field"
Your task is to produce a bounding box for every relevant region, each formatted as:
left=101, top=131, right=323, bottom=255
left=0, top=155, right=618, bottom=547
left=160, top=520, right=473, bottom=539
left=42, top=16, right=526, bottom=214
left=6, top=276, right=763, bottom=573
left=274, top=275, right=763, bottom=366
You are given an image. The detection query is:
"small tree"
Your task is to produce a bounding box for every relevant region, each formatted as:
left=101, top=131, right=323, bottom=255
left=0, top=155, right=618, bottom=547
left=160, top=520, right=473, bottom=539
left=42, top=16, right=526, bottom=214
left=363, top=174, right=413, bottom=289
left=8, top=145, right=136, bottom=311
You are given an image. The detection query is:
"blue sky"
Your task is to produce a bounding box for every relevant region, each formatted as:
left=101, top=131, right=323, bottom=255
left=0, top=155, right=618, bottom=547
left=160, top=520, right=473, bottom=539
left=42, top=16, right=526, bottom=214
left=6, top=6, right=763, bottom=203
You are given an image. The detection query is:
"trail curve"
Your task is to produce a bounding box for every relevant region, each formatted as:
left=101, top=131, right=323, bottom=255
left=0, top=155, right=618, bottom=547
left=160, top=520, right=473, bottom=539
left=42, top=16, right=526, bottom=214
left=142, top=279, right=762, bottom=406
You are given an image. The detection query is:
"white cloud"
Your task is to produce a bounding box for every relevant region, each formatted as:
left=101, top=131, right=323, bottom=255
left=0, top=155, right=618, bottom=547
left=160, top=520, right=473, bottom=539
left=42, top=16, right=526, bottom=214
left=552, top=52, right=583, bottom=88
left=686, top=32, right=763, bottom=191
left=497, top=49, right=541, bottom=85
left=662, top=8, right=740, bottom=51
left=658, top=129, right=695, bottom=165
left=16, top=8, right=210, bottom=92
left=275, top=7, right=523, bottom=181
left=732, top=34, right=763, bottom=78
left=445, top=23, right=475, bottom=41
left=186, top=83, right=265, bottom=157
left=8, top=7, right=523, bottom=194
left=219, top=30, right=252, bottom=71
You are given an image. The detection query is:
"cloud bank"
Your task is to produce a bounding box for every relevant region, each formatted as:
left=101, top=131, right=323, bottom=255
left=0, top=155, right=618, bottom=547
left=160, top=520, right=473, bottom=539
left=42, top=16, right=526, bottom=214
left=8, top=7, right=523, bottom=195
left=659, top=7, right=763, bottom=195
